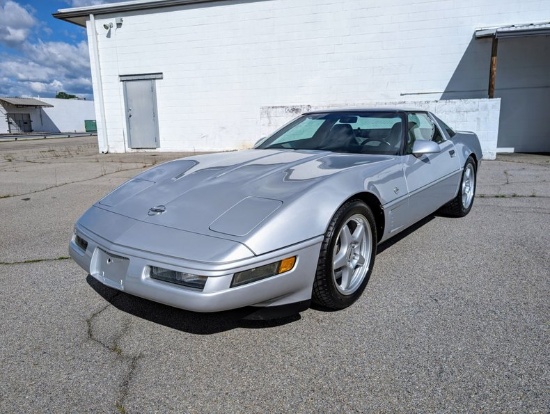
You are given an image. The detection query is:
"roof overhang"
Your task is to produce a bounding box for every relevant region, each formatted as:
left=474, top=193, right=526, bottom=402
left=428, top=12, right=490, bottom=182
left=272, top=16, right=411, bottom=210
left=475, top=21, right=550, bottom=39
left=0, top=98, right=53, bottom=108
left=53, top=0, right=236, bottom=27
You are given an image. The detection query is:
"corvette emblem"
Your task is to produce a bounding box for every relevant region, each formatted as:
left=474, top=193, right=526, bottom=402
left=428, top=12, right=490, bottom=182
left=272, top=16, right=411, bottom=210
left=148, top=205, right=166, bottom=216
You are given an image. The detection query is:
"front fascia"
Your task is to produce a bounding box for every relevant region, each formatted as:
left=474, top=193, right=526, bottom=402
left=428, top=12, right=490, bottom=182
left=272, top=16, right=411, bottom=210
left=70, top=220, right=323, bottom=312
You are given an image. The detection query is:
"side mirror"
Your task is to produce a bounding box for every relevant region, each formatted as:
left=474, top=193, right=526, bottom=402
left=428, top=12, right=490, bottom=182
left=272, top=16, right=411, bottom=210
left=412, top=140, right=440, bottom=156
left=253, top=137, right=267, bottom=148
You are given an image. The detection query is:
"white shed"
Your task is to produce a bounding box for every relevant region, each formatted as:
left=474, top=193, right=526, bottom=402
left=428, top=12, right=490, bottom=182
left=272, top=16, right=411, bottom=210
left=54, top=0, right=550, bottom=157
left=0, top=97, right=96, bottom=134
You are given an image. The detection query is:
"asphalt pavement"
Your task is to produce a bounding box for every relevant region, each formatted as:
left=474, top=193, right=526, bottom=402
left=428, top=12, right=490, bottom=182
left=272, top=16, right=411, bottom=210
left=0, top=136, right=548, bottom=413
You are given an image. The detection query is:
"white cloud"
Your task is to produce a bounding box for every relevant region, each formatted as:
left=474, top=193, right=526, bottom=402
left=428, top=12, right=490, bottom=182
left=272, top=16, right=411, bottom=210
left=1, top=40, right=91, bottom=80
left=0, top=59, right=55, bottom=82
left=0, top=40, right=93, bottom=99
left=24, top=40, right=90, bottom=74
left=28, top=81, right=48, bottom=93
left=0, top=0, right=36, bottom=48
left=0, top=0, right=128, bottom=99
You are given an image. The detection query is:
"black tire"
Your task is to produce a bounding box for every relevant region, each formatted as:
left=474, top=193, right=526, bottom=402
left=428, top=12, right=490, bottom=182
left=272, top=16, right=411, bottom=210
left=312, top=199, right=377, bottom=310
left=440, top=157, right=477, bottom=217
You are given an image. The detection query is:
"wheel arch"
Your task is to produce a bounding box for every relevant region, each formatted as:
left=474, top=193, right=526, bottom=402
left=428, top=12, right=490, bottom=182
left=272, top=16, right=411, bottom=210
left=468, top=152, right=479, bottom=170
left=340, top=192, right=385, bottom=243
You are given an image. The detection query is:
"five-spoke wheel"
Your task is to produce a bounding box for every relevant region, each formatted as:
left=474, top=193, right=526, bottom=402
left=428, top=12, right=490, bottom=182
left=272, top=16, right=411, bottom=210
left=461, top=162, right=475, bottom=210
left=313, top=200, right=376, bottom=309
left=440, top=156, right=477, bottom=217
left=332, top=214, right=372, bottom=296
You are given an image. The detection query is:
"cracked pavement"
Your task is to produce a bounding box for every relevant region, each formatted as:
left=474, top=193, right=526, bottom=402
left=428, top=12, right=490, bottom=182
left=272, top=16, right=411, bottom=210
left=1, top=137, right=548, bottom=412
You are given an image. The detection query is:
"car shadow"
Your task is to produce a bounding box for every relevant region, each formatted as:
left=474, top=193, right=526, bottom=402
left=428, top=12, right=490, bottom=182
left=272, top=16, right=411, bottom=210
left=86, top=275, right=301, bottom=334
left=377, top=214, right=436, bottom=254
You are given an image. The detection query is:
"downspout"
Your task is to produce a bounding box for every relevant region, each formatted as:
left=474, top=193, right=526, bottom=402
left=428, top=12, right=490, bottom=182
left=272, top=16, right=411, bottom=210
left=89, top=13, right=109, bottom=153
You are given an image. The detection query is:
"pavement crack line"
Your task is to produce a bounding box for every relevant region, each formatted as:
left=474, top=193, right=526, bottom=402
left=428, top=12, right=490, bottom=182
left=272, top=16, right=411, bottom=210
left=116, top=354, right=142, bottom=414
left=20, top=158, right=153, bottom=165
left=0, top=256, right=70, bottom=265
left=86, top=293, right=142, bottom=413
left=0, top=165, right=152, bottom=200
left=477, top=194, right=550, bottom=199
left=86, top=293, right=121, bottom=353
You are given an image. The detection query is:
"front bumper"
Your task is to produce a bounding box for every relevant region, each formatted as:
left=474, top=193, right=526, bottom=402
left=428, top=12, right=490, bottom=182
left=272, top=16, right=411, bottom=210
left=70, top=224, right=322, bottom=313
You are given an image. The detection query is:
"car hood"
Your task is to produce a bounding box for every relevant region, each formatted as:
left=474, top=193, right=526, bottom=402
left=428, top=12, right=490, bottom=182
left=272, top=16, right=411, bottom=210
left=96, top=149, right=393, bottom=241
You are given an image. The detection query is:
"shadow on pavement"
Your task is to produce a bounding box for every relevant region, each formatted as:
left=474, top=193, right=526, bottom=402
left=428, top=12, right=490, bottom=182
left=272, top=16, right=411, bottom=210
left=377, top=214, right=436, bottom=254
left=86, top=275, right=301, bottom=334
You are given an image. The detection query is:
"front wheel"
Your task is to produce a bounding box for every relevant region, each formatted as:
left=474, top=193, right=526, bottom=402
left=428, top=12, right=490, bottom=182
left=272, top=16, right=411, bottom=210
left=312, top=200, right=377, bottom=310
left=440, top=157, right=477, bottom=217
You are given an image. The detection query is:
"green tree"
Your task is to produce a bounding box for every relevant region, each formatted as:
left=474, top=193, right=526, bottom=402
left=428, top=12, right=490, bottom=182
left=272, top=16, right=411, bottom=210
left=55, top=91, right=77, bottom=99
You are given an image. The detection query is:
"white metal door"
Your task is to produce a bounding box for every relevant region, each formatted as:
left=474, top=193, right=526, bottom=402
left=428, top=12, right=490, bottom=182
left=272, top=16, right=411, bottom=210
left=123, top=80, right=159, bottom=148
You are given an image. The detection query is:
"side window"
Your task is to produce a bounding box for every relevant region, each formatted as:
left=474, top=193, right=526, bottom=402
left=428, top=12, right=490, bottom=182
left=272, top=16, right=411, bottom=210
left=432, top=114, right=456, bottom=138
left=406, top=112, right=444, bottom=152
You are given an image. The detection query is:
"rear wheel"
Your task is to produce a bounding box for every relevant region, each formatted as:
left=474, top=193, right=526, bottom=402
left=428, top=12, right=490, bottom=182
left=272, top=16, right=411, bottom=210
left=440, top=157, right=477, bottom=217
left=312, top=200, right=377, bottom=309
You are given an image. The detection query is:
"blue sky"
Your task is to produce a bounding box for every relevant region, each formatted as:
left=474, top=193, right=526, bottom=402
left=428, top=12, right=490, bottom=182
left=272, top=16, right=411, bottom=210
left=0, top=0, right=125, bottom=99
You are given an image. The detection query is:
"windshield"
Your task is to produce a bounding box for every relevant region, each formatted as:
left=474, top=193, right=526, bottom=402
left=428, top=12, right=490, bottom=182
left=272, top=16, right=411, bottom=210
left=257, top=111, right=405, bottom=155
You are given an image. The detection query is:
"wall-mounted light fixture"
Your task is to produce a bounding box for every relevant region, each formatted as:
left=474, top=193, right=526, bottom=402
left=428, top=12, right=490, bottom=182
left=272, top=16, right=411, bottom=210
left=115, top=17, right=123, bottom=28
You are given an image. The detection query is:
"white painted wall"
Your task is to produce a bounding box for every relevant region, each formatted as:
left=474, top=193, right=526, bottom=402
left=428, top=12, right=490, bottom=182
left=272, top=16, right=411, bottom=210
left=38, top=98, right=96, bottom=133
left=85, top=0, right=548, bottom=154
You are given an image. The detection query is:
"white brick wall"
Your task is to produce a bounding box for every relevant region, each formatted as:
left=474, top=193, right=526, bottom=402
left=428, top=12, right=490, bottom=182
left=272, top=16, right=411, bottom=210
left=85, top=0, right=547, bottom=153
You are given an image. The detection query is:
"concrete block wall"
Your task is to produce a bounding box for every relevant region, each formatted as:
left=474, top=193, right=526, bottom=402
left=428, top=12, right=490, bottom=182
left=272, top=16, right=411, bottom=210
left=85, top=0, right=546, bottom=153
left=260, top=99, right=501, bottom=160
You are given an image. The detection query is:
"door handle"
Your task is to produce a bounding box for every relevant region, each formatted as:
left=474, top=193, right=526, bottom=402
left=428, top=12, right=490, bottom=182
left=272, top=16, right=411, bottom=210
left=449, top=149, right=456, bottom=158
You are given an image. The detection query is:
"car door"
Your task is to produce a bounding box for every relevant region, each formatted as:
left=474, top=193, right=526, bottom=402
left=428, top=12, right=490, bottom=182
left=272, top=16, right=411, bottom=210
left=403, top=112, right=462, bottom=223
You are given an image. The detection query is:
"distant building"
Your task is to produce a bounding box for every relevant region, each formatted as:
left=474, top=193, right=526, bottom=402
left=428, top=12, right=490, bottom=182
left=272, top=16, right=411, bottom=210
left=54, top=0, right=550, bottom=156
left=0, top=97, right=95, bottom=134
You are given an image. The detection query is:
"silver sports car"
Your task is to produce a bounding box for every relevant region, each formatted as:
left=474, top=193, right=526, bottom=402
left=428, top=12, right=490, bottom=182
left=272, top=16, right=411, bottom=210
left=70, top=109, right=482, bottom=317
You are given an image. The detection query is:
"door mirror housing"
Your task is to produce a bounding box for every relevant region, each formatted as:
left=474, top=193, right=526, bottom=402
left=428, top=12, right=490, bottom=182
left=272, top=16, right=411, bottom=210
left=412, top=140, right=440, bottom=156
